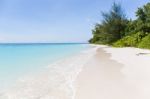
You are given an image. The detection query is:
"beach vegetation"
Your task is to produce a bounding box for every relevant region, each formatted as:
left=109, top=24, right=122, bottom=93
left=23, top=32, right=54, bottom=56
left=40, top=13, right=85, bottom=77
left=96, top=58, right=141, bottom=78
left=90, top=2, right=150, bottom=49
left=113, top=32, right=144, bottom=47
left=89, top=2, right=128, bottom=44
left=138, top=34, right=150, bottom=49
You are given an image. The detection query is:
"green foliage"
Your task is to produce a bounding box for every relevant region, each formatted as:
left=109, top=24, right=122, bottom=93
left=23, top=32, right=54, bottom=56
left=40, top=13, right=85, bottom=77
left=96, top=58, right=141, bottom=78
left=138, top=34, right=150, bottom=49
left=90, top=2, right=128, bottom=44
left=90, top=2, right=150, bottom=49
left=135, top=3, right=150, bottom=33
left=113, top=32, right=144, bottom=47
left=136, top=8, right=146, bottom=22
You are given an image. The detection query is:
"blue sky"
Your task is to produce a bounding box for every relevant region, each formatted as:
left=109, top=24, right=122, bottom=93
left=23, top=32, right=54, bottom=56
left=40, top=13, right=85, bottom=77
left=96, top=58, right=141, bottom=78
left=0, top=0, right=149, bottom=43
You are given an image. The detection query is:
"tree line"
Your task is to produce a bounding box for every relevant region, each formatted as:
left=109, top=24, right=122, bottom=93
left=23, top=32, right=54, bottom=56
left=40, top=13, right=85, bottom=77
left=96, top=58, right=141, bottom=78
left=89, top=2, right=150, bottom=49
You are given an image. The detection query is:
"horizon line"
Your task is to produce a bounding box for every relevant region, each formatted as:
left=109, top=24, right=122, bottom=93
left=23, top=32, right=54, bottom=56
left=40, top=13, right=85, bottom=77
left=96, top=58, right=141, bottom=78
left=0, top=42, right=89, bottom=45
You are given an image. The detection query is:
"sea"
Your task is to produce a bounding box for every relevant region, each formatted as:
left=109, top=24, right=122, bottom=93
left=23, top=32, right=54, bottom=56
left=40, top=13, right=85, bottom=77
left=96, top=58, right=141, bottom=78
left=0, top=43, right=96, bottom=99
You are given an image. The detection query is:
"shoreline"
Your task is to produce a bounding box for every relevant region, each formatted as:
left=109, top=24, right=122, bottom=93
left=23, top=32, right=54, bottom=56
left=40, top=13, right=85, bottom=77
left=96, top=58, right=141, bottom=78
left=1, top=44, right=150, bottom=99
left=75, top=45, right=150, bottom=99
left=0, top=45, right=96, bottom=99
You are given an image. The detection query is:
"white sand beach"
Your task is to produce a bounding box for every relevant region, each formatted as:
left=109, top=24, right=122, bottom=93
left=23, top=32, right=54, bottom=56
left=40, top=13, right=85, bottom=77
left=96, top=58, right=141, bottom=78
left=1, top=45, right=150, bottom=99
left=75, top=45, right=150, bottom=99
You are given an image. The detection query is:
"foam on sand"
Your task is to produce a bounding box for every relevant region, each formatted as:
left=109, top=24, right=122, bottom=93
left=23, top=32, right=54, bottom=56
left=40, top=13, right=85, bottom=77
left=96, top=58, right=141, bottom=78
left=0, top=47, right=97, bottom=99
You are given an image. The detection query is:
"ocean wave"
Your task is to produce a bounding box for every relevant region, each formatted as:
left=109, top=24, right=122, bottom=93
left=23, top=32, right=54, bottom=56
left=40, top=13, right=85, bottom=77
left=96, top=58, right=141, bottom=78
left=0, top=47, right=97, bottom=99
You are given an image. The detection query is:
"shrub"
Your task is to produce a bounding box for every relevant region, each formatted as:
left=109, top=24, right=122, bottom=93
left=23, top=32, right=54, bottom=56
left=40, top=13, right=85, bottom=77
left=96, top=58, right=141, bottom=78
left=113, top=32, right=144, bottom=47
left=138, top=34, right=150, bottom=49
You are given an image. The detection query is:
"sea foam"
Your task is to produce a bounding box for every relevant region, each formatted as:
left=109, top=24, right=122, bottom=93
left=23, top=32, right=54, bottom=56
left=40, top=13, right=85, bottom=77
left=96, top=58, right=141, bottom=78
left=0, top=47, right=97, bottom=99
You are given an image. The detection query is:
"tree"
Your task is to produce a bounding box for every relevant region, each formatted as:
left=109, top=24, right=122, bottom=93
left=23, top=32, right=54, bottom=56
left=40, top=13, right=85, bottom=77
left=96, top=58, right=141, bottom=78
left=135, top=3, right=150, bottom=34
left=90, top=2, right=128, bottom=44
left=112, top=2, right=150, bottom=49
left=136, top=8, right=146, bottom=22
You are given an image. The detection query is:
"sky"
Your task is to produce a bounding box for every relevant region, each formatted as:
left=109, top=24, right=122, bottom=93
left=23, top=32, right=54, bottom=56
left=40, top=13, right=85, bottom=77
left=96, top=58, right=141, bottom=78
left=0, top=0, right=149, bottom=43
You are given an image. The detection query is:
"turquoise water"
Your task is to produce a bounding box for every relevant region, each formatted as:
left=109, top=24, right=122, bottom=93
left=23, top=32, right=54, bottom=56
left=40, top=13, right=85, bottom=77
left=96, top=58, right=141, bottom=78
left=0, top=43, right=89, bottom=90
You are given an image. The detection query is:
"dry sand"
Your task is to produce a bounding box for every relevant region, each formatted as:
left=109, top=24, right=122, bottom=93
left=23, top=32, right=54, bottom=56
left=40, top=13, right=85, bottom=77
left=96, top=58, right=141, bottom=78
left=75, top=46, right=150, bottom=99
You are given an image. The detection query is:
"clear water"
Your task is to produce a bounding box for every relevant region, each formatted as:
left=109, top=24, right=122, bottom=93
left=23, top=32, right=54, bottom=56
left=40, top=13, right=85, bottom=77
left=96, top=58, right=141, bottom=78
left=0, top=43, right=89, bottom=90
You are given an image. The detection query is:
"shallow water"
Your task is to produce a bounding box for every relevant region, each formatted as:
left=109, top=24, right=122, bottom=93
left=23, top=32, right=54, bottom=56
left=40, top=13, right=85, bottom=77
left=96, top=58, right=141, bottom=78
left=0, top=44, right=89, bottom=90
left=0, top=44, right=97, bottom=99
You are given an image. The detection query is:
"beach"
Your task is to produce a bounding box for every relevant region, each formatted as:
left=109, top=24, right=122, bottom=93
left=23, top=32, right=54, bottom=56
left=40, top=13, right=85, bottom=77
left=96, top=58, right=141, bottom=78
left=75, top=45, right=150, bottom=99
left=1, top=44, right=150, bottom=99
left=0, top=44, right=96, bottom=99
